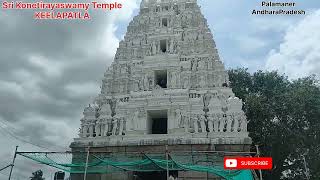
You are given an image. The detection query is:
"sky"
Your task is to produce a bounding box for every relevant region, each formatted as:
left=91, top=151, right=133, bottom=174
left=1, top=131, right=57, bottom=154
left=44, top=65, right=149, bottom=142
left=0, top=0, right=319, bottom=179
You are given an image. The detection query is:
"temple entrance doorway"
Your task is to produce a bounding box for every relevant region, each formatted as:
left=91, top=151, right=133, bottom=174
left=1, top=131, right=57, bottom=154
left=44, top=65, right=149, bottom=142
left=147, top=110, right=168, bottom=134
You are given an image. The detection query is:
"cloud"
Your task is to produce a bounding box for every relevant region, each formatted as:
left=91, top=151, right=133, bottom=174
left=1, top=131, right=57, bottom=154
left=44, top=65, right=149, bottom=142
left=65, top=82, right=100, bottom=98
left=234, top=35, right=267, bottom=53
left=265, top=9, right=320, bottom=79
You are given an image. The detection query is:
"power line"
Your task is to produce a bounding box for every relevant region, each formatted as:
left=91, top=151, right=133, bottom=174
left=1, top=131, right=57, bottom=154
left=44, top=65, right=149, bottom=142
left=0, top=123, right=51, bottom=151
left=0, top=164, right=12, bottom=172
left=0, top=119, right=68, bottom=151
left=0, top=119, right=69, bottom=150
left=0, top=170, right=27, bottom=180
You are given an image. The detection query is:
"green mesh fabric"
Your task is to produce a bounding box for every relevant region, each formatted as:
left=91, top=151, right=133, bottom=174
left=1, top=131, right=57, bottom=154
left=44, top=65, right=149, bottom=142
left=18, top=152, right=253, bottom=180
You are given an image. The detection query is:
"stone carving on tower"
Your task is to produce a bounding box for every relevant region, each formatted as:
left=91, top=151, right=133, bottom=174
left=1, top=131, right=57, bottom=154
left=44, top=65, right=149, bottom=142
left=76, top=0, right=251, bottom=146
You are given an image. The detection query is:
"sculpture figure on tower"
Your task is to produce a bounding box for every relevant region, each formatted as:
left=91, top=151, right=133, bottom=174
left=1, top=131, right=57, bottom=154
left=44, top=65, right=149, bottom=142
left=118, top=117, right=124, bottom=135
left=199, top=75, right=206, bottom=88
left=148, top=77, right=153, bottom=90
left=192, top=114, right=199, bottom=133
left=171, top=72, right=177, bottom=89
left=203, top=91, right=211, bottom=109
left=198, top=60, right=206, bottom=70
left=80, top=104, right=97, bottom=137
left=143, top=75, right=149, bottom=91
left=89, top=122, right=94, bottom=137
left=183, top=76, right=189, bottom=89
left=152, top=41, right=156, bottom=55
left=169, top=39, right=174, bottom=53
left=133, top=79, right=139, bottom=92
left=213, top=114, right=219, bottom=132
left=240, top=112, right=248, bottom=132
left=173, top=40, right=178, bottom=53
left=226, top=112, right=233, bottom=132
left=191, top=60, right=197, bottom=71
left=175, top=108, right=182, bottom=129
left=132, top=111, right=138, bottom=130
left=95, top=121, right=101, bottom=137
left=131, top=108, right=142, bottom=130
left=111, top=116, right=118, bottom=135
left=233, top=112, right=240, bottom=132
left=207, top=115, right=214, bottom=132
left=98, top=103, right=113, bottom=136
left=199, top=114, right=206, bottom=133
left=218, top=113, right=225, bottom=132
left=138, top=79, right=143, bottom=91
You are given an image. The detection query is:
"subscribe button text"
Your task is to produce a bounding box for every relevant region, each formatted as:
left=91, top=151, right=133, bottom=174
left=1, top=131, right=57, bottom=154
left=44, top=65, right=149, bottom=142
left=224, top=157, right=272, bottom=170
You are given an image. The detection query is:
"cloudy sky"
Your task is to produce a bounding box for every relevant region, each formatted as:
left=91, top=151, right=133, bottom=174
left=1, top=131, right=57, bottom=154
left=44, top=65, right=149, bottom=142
left=0, top=0, right=319, bottom=179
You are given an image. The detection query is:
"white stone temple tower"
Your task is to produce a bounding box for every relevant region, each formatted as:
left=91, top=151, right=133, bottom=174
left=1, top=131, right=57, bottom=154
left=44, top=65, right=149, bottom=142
left=71, top=0, right=252, bottom=179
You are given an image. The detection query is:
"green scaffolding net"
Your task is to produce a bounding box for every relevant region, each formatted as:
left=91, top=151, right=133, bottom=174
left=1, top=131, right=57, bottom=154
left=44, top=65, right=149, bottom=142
left=18, top=151, right=254, bottom=180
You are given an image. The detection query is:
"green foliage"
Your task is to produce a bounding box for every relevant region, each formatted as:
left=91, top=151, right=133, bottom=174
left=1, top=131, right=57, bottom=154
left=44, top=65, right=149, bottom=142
left=30, top=170, right=45, bottom=180
left=228, top=68, right=320, bottom=180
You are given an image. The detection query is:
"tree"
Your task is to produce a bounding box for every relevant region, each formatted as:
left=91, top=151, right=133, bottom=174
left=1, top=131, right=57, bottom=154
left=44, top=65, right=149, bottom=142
left=30, top=170, right=45, bottom=180
left=228, top=68, right=320, bottom=180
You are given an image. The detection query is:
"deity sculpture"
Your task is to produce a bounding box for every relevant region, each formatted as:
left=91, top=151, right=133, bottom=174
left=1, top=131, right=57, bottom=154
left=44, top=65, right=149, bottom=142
left=191, top=114, right=199, bottom=133
left=226, top=113, right=233, bottom=132
left=199, top=114, right=206, bottom=133
left=171, top=72, right=177, bottom=88
left=143, top=75, right=149, bottom=91
left=218, top=113, right=225, bottom=132
left=207, top=115, right=214, bottom=132
left=169, top=39, right=174, bottom=53
left=131, top=110, right=140, bottom=130
left=240, top=112, right=248, bottom=132
left=175, top=108, right=182, bottom=128
left=211, top=114, right=217, bottom=132
left=173, top=40, right=178, bottom=53
left=95, top=121, right=101, bottom=137
left=199, top=75, right=206, bottom=88
left=152, top=41, right=156, bottom=55
left=118, top=117, right=125, bottom=135
left=111, top=116, right=118, bottom=136
left=183, top=76, right=189, bottom=89
left=191, top=60, right=198, bottom=71
left=233, top=112, right=240, bottom=132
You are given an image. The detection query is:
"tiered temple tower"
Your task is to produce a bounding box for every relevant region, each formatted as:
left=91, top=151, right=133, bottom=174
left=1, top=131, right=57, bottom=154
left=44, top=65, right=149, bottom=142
left=71, top=0, right=252, bottom=179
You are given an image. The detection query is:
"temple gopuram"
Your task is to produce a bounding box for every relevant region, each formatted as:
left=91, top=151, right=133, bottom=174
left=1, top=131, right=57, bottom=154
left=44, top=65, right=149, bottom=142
left=70, top=0, right=253, bottom=179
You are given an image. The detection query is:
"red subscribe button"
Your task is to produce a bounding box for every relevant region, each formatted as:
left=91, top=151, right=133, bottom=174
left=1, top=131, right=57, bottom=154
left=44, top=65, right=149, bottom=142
left=224, top=157, right=272, bottom=170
